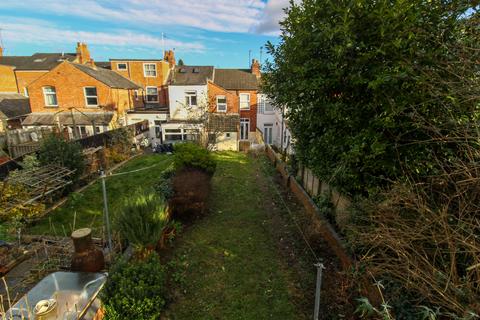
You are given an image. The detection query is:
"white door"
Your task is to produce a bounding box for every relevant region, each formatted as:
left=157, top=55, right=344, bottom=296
left=264, top=124, right=273, bottom=144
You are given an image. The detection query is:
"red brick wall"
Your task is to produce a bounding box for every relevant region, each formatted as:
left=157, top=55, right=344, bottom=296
left=207, top=81, right=239, bottom=114
left=236, top=89, right=257, bottom=132
left=110, top=61, right=170, bottom=107
left=15, top=70, right=48, bottom=94
left=28, top=62, right=133, bottom=118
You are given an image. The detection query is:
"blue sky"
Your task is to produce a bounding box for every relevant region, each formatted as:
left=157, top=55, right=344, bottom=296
left=0, top=0, right=290, bottom=68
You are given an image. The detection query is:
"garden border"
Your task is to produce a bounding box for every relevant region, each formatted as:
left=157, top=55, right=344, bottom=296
left=265, top=145, right=352, bottom=268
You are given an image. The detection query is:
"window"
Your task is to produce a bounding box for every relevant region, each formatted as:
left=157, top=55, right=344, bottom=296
left=240, top=93, right=250, bottom=110
left=164, top=128, right=183, bottom=141
left=226, top=133, right=231, bottom=138
left=146, top=87, right=159, bottom=103
left=95, top=126, right=102, bottom=134
left=43, top=86, right=58, bottom=107
left=185, top=91, right=197, bottom=106
left=84, top=87, right=98, bottom=107
left=258, top=95, right=273, bottom=114
left=23, top=87, right=29, bottom=97
left=134, top=90, right=139, bottom=101
left=240, top=118, right=250, bottom=140
left=216, top=95, right=227, bottom=112
left=143, top=63, right=157, bottom=77
left=117, top=63, right=127, bottom=70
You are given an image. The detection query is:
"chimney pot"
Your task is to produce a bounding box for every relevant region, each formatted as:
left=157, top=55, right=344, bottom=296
left=0, top=46, right=3, bottom=57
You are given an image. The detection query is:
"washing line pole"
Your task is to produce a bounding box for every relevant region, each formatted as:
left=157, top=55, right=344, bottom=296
left=313, top=262, right=325, bottom=320
left=100, top=169, right=113, bottom=253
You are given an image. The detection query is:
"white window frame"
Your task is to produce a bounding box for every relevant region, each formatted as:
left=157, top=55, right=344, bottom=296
left=23, top=87, right=29, bottom=97
left=145, top=86, right=159, bottom=103
left=43, top=86, right=58, bottom=107
left=143, top=63, right=157, bottom=77
left=258, top=94, right=273, bottom=114
left=216, top=95, right=227, bottom=112
left=117, top=63, right=127, bottom=71
left=83, top=86, right=98, bottom=107
left=185, top=90, right=197, bottom=107
left=240, top=118, right=250, bottom=140
left=240, top=93, right=250, bottom=110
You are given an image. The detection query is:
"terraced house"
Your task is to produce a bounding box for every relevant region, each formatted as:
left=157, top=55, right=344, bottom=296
left=109, top=51, right=176, bottom=145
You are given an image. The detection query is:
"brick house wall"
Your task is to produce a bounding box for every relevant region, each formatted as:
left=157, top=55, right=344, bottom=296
left=15, top=71, right=49, bottom=95
left=110, top=60, right=170, bottom=107
left=28, top=61, right=134, bottom=124
left=236, top=89, right=258, bottom=132
left=207, top=81, right=239, bottom=114
left=0, top=65, right=18, bottom=93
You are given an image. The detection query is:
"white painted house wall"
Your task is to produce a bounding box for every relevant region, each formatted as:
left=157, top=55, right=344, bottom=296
left=126, top=112, right=168, bottom=145
left=168, top=85, right=208, bottom=121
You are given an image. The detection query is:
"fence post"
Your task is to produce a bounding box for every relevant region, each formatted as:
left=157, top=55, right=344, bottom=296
left=313, top=262, right=325, bottom=320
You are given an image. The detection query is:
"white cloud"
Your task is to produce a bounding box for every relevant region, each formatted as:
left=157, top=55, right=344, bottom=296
left=0, top=0, right=266, bottom=33
left=0, top=17, right=205, bottom=53
left=251, top=0, right=292, bottom=35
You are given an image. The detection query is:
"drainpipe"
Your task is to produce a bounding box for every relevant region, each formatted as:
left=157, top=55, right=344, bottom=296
left=280, top=106, right=285, bottom=152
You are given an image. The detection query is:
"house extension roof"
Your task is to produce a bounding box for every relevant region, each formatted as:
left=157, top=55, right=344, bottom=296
left=169, top=66, right=214, bottom=85
left=71, top=63, right=140, bottom=89
left=0, top=93, right=31, bottom=119
left=0, top=53, right=76, bottom=70
left=22, top=112, right=114, bottom=126
left=213, top=69, right=259, bottom=90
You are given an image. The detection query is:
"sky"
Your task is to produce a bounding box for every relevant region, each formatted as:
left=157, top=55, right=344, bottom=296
left=0, top=0, right=291, bottom=68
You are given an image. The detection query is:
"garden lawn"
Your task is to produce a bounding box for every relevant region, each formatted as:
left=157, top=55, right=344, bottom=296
left=28, top=154, right=173, bottom=236
left=166, top=152, right=302, bottom=319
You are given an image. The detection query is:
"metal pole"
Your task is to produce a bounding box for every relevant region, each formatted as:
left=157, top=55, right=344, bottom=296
left=100, top=169, right=113, bottom=252
left=313, top=262, right=325, bottom=320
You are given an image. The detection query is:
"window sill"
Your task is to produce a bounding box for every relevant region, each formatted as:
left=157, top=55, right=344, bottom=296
left=44, top=105, right=58, bottom=108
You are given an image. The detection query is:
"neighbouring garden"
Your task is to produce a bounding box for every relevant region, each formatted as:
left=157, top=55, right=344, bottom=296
left=263, top=0, right=480, bottom=318
left=2, top=138, right=352, bottom=319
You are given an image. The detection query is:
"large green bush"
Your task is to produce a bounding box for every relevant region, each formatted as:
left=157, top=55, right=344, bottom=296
left=38, top=134, right=85, bottom=181
left=173, top=143, right=216, bottom=175
left=263, top=1, right=479, bottom=196
left=115, top=190, right=169, bottom=255
left=101, top=254, right=166, bottom=320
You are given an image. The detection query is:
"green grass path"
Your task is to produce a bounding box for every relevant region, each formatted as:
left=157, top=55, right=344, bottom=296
left=28, top=154, right=173, bottom=236
left=166, top=152, right=301, bottom=319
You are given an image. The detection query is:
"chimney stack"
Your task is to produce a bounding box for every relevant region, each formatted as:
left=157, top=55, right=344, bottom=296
left=251, top=59, right=261, bottom=78
left=0, top=46, right=3, bottom=57
left=164, top=50, right=176, bottom=68
left=75, top=42, right=91, bottom=65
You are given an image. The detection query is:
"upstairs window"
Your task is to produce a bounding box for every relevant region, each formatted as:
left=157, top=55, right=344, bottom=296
left=240, top=93, right=250, bottom=110
left=258, top=95, right=273, bottom=114
left=146, top=87, right=159, bottom=103
left=143, top=63, right=157, bottom=77
left=216, top=95, right=227, bottom=112
left=117, top=63, right=127, bottom=70
left=185, top=90, right=197, bottom=106
left=43, top=86, right=58, bottom=107
left=84, top=87, right=98, bottom=107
